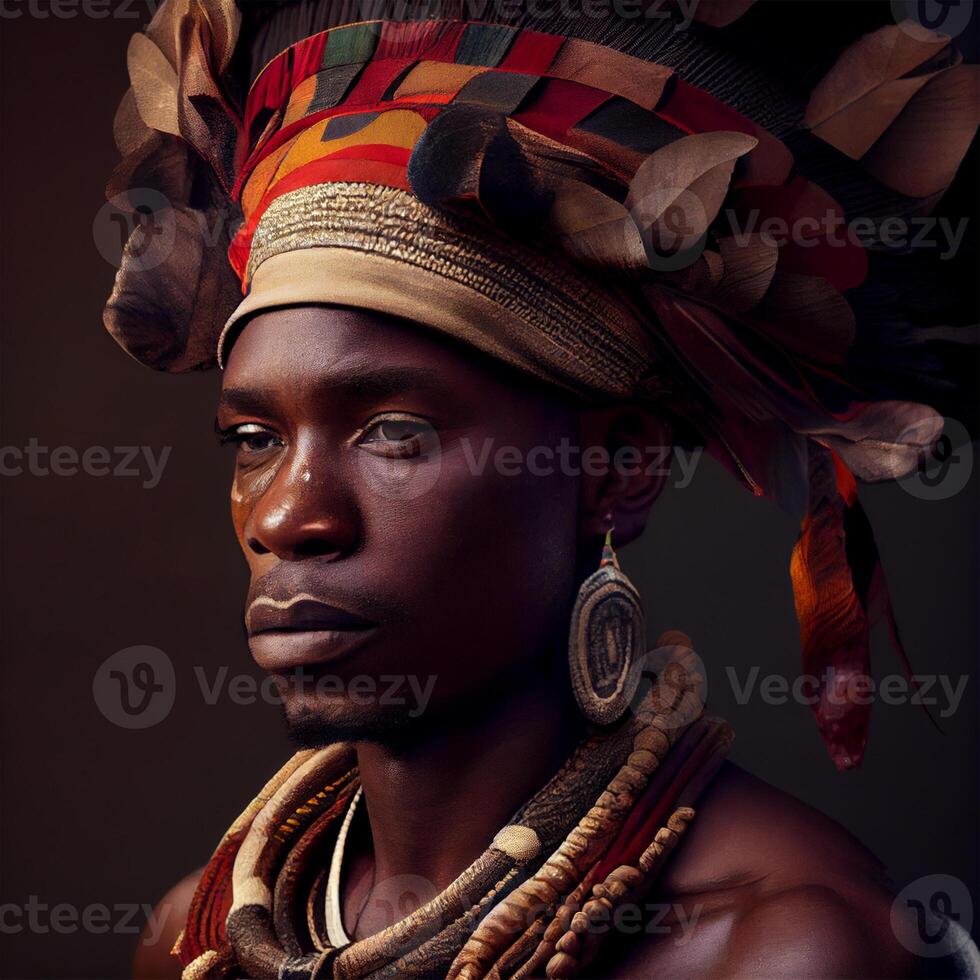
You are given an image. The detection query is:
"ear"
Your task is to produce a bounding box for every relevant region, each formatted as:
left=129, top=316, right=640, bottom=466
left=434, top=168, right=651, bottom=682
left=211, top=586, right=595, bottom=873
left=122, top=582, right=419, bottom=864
left=577, top=406, right=673, bottom=549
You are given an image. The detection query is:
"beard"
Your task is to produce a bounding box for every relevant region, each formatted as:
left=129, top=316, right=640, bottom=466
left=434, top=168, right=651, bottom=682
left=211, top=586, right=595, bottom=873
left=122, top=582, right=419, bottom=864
left=273, top=667, right=424, bottom=749
left=278, top=655, right=558, bottom=752
left=282, top=701, right=419, bottom=750
left=272, top=635, right=572, bottom=752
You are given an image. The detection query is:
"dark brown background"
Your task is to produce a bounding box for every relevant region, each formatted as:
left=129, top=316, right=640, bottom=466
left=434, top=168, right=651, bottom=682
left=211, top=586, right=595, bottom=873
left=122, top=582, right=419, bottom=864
left=0, top=3, right=977, bottom=977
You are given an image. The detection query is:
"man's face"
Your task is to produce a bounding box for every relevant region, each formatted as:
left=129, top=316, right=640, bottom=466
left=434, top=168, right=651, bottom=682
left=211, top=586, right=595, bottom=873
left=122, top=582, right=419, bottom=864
left=219, top=305, right=584, bottom=744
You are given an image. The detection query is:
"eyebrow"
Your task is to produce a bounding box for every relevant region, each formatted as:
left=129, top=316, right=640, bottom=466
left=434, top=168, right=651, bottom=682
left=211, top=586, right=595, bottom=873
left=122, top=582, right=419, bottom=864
left=218, top=365, right=447, bottom=416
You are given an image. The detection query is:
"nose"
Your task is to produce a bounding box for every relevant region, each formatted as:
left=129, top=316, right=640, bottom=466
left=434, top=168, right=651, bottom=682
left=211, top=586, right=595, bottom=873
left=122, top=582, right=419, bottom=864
left=244, top=453, right=358, bottom=562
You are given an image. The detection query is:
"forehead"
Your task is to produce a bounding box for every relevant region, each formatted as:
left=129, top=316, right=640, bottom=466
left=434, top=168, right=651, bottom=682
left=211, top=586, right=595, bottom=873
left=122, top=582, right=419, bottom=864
left=220, top=304, right=576, bottom=419
left=224, top=305, right=466, bottom=381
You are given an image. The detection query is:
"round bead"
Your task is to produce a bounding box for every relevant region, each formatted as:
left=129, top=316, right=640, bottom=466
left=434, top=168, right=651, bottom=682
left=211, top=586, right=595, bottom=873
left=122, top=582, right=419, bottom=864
left=493, top=825, right=541, bottom=863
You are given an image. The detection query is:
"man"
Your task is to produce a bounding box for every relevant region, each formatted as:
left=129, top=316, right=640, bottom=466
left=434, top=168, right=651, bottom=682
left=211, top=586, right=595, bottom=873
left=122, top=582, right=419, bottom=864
left=133, top=304, right=923, bottom=979
left=104, top=1, right=976, bottom=977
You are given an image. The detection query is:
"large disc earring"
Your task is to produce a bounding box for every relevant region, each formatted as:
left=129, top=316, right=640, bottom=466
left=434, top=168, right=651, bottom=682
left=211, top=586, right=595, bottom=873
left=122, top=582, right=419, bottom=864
left=567, top=524, right=646, bottom=726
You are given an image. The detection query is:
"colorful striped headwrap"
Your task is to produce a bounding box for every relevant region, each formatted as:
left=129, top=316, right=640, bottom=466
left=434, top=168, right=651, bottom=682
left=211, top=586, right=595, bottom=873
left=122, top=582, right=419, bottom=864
left=103, top=0, right=979, bottom=769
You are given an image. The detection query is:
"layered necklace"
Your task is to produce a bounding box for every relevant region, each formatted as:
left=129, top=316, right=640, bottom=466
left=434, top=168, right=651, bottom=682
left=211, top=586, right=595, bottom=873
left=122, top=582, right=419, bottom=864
left=325, top=786, right=365, bottom=948
left=176, top=651, right=731, bottom=979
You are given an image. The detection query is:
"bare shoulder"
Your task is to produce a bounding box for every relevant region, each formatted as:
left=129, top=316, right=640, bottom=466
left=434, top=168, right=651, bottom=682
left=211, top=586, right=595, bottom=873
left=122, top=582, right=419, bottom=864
left=597, top=762, right=918, bottom=979
left=132, top=867, right=203, bottom=980
left=658, top=760, right=891, bottom=897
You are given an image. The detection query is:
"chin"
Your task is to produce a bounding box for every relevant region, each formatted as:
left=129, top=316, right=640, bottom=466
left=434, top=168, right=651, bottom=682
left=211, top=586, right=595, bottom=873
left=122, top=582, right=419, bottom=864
left=282, top=698, right=417, bottom=749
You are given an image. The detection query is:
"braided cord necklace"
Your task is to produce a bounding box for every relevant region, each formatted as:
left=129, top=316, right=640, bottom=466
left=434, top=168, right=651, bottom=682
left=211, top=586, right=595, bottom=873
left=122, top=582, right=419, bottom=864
left=182, top=649, right=733, bottom=979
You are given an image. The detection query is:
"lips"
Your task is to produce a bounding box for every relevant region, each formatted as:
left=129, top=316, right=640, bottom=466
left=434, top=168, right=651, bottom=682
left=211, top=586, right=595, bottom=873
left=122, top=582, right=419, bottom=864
left=247, top=597, right=379, bottom=672
left=248, top=598, right=377, bottom=635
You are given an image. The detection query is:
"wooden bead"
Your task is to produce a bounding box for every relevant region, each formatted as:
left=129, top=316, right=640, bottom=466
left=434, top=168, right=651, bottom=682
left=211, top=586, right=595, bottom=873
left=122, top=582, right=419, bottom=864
left=543, top=916, right=567, bottom=944
left=545, top=951, right=579, bottom=979
left=627, top=749, right=660, bottom=774
left=602, top=880, right=626, bottom=899
left=634, top=727, right=669, bottom=755
left=668, top=807, right=695, bottom=831
left=524, top=877, right=559, bottom=906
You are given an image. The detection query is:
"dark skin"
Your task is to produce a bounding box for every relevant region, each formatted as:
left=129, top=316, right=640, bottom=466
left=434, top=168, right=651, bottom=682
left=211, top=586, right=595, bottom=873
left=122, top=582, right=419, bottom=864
left=134, top=306, right=918, bottom=979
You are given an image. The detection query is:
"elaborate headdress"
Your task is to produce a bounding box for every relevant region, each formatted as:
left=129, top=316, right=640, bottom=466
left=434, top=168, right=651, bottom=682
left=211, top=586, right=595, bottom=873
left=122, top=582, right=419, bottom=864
left=103, top=0, right=978, bottom=772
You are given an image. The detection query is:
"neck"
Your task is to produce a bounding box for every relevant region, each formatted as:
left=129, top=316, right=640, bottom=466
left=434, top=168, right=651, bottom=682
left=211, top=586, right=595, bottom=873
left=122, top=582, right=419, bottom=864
left=352, top=665, right=584, bottom=898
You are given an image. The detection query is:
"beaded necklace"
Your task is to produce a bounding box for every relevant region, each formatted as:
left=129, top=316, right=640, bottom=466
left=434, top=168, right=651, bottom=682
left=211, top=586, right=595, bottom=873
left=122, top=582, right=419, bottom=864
left=177, top=645, right=732, bottom=979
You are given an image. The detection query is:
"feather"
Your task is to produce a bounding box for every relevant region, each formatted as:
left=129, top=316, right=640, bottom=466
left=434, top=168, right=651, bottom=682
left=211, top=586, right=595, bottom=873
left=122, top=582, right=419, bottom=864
left=625, top=132, right=758, bottom=259
left=549, top=181, right=647, bottom=272
left=708, top=235, right=778, bottom=313
left=805, top=24, right=954, bottom=157
left=789, top=447, right=872, bottom=770
left=806, top=22, right=978, bottom=198
left=750, top=272, right=855, bottom=363
left=111, top=87, right=157, bottom=161
left=861, top=64, right=980, bottom=199
left=127, top=32, right=181, bottom=136
left=805, top=401, right=944, bottom=481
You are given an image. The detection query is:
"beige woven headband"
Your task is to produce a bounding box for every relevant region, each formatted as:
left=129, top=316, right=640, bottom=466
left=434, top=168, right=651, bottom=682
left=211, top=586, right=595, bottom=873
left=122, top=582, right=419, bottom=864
left=217, top=182, right=657, bottom=404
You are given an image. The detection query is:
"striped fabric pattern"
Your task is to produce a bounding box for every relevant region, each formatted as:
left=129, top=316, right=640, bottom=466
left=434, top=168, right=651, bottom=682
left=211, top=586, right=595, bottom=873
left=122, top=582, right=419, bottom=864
left=228, top=18, right=789, bottom=287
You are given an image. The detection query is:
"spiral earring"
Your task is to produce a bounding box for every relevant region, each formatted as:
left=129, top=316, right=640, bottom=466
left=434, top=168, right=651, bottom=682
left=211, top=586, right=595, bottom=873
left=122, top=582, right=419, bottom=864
left=567, top=519, right=646, bottom=726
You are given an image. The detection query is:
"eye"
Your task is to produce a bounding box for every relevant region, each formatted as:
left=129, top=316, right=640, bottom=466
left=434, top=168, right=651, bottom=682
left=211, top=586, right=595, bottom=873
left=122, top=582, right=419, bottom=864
left=219, top=423, right=285, bottom=456
left=358, top=415, right=438, bottom=459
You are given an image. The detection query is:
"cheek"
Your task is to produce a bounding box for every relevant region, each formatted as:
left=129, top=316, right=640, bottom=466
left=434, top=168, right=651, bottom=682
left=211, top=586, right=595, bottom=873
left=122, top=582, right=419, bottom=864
left=230, top=477, right=246, bottom=541
left=231, top=499, right=248, bottom=550
left=357, top=446, right=580, bottom=656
